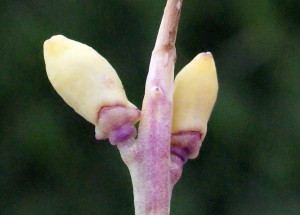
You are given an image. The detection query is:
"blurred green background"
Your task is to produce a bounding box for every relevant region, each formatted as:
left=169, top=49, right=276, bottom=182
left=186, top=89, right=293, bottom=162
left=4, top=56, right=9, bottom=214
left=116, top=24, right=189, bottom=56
left=1, top=0, right=300, bottom=214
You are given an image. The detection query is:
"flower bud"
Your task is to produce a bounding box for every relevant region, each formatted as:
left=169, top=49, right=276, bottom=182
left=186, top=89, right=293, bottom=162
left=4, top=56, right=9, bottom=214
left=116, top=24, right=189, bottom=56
left=172, top=52, right=218, bottom=141
left=43, top=35, right=140, bottom=139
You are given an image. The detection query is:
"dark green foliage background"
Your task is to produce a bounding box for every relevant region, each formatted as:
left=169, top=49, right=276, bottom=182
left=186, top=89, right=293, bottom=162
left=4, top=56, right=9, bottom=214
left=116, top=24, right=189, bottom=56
left=1, top=0, right=299, bottom=214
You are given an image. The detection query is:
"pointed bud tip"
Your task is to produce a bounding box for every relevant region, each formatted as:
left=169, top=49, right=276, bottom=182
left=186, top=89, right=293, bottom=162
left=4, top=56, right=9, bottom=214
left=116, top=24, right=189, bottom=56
left=195, top=52, right=214, bottom=63
left=198, top=51, right=212, bottom=57
left=43, top=35, right=70, bottom=57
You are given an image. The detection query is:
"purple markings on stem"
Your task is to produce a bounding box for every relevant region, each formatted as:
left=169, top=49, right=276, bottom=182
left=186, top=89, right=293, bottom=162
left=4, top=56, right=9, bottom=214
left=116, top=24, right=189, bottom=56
left=109, top=124, right=137, bottom=145
left=169, top=132, right=202, bottom=185
left=171, top=131, right=202, bottom=159
left=96, top=105, right=140, bottom=141
left=170, top=146, right=188, bottom=168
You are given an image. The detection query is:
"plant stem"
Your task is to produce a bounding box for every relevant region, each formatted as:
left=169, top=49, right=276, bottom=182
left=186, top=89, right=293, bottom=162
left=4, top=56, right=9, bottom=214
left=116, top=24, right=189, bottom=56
left=118, top=0, right=183, bottom=214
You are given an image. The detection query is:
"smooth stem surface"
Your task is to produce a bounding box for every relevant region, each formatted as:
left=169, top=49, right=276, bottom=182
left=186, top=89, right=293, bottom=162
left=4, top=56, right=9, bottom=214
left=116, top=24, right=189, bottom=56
left=120, top=0, right=183, bottom=214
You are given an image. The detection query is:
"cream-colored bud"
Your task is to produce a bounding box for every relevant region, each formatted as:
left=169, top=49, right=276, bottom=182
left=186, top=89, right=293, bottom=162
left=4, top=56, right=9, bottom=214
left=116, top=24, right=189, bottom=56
left=172, top=52, right=218, bottom=140
left=43, top=35, right=138, bottom=130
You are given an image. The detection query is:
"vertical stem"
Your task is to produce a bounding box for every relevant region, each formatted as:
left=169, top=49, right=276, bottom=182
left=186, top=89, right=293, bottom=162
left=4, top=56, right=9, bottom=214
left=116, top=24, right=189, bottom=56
left=124, top=1, right=183, bottom=214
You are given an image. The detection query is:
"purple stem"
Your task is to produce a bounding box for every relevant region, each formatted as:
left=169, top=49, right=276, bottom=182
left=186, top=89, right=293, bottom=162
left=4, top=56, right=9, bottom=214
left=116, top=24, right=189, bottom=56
left=118, top=1, right=183, bottom=214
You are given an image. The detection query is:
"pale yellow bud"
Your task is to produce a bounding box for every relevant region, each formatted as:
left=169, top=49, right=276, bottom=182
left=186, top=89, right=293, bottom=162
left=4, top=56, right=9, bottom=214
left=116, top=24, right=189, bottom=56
left=43, top=35, right=138, bottom=136
left=172, top=52, right=218, bottom=140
